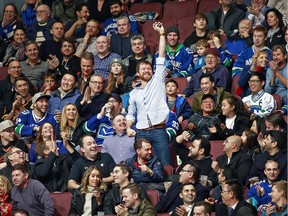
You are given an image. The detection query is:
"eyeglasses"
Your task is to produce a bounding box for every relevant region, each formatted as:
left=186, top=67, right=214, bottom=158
left=248, top=80, right=261, bottom=84
left=9, top=150, right=24, bottom=156
left=90, top=81, right=103, bottom=85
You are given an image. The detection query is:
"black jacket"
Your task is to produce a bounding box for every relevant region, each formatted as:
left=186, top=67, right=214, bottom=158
left=183, top=31, right=209, bottom=51
left=214, top=150, right=253, bottom=186
left=34, top=151, right=80, bottom=192
left=206, top=5, right=245, bottom=37
left=265, top=27, right=285, bottom=49
left=69, top=186, right=105, bottom=216
left=216, top=199, right=257, bottom=216
left=75, top=92, right=109, bottom=120
left=216, top=113, right=250, bottom=139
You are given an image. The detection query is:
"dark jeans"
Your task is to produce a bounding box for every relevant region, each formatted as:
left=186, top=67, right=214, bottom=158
left=136, top=128, right=171, bottom=165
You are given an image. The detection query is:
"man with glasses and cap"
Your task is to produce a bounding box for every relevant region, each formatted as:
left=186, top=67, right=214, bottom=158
left=15, top=92, right=58, bottom=140
left=0, top=120, right=28, bottom=170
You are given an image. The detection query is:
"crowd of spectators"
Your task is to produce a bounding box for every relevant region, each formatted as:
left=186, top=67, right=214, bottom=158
left=0, top=0, right=287, bottom=215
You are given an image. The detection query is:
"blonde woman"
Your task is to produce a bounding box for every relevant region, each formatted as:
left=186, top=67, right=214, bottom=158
left=69, top=166, right=107, bottom=216
left=21, top=0, right=42, bottom=27
left=0, top=175, right=12, bottom=216
left=59, top=103, right=85, bottom=147
left=237, top=51, right=269, bottom=97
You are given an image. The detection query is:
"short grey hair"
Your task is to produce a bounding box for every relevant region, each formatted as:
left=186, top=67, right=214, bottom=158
left=130, top=34, right=146, bottom=44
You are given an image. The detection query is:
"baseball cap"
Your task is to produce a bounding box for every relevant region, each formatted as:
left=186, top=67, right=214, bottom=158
left=32, top=92, right=51, bottom=104
left=0, top=120, right=14, bottom=132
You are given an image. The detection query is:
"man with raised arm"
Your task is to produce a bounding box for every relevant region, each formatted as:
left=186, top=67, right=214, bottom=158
left=126, top=22, right=171, bottom=165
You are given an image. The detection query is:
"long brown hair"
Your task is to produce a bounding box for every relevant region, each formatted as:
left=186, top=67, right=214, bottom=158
left=2, top=3, right=22, bottom=23
left=35, top=122, right=56, bottom=151
left=105, top=64, right=125, bottom=94
left=80, top=165, right=107, bottom=194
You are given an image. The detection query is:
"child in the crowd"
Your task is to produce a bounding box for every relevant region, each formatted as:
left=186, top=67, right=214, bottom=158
left=39, top=73, right=58, bottom=95
left=166, top=79, right=193, bottom=123
left=207, top=30, right=232, bottom=67
left=194, top=39, right=209, bottom=70
left=105, top=58, right=133, bottom=95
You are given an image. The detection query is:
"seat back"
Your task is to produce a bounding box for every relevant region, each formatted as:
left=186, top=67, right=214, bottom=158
left=243, top=186, right=249, bottom=199
left=50, top=192, right=72, bottom=216
left=197, top=0, right=220, bottom=13
left=0, top=67, right=8, bottom=80
left=272, top=94, right=282, bottom=110
left=141, top=20, right=175, bottom=43
left=129, top=2, right=163, bottom=19
left=146, top=40, right=156, bottom=56
left=210, top=140, right=224, bottom=160
left=177, top=18, right=194, bottom=43
left=163, top=164, right=174, bottom=179
left=146, top=189, right=160, bottom=206
left=163, top=1, right=197, bottom=22
left=186, top=97, right=194, bottom=107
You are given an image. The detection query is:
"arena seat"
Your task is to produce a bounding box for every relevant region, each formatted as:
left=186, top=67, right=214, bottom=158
left=210, top=140, right=224, bottom=160
left=272, top=94, right=282, bottom=110
left=129, top=2, right=163, bottom=20
left=141, top=20, right=175, bottom=44
left=177, top=18, right=195, bottom=43
left=163, top=164, right=174, bottom=179
left=50, top=192, right=72, bottom=216
left=0, top=67, right=8, bottom=80
left=197, top=0, right=220, bottom=14
left=146, top=189, right=160, bottom=206
left=186, top=97, right=194, bottom=107
left=162, top=1, right=197, bottom=22
left=146, top=40, right=156, bottom=56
